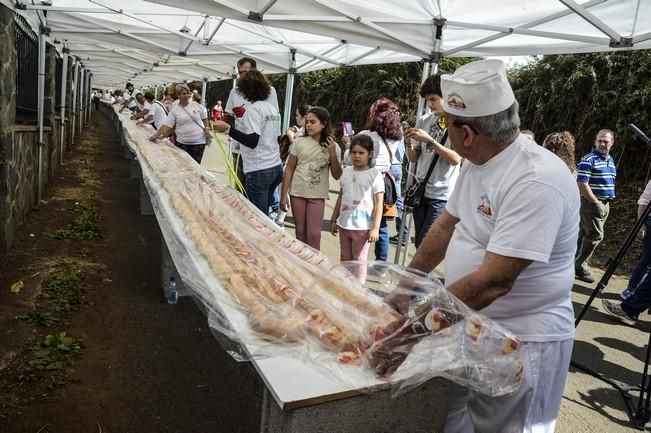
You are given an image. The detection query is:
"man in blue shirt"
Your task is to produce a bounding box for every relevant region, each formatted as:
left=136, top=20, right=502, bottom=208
left=575, top=129, right=616, bottom=283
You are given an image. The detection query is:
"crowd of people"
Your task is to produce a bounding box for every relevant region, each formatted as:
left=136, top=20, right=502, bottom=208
left=103, top=55, right=651, bottom=432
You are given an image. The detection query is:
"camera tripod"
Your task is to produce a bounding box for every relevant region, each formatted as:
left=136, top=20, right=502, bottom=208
left=572, top=124, right=651, bottom=429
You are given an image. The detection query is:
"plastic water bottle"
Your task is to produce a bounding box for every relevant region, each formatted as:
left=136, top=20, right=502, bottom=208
left=166, top=276, right=178, bottom=305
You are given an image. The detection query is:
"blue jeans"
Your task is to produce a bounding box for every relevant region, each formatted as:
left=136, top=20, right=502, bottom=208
left=627, top=220, right=651, bottom=290
left=271, top=187, right=280, bottom=213
left=245, top=165, right=283, bottom=215
left=413, top=198, right=447, bottom=248
left=375, top=217, right=389, bottom=261
left=622, top=221, right=651, bottom=318
left=390, top=164, right=404, bottom=235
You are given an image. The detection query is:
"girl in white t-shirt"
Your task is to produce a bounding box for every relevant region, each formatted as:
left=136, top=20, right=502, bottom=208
left=281, top=107, right=342, bottom=251
left=330, top=135, right=384, bottom=282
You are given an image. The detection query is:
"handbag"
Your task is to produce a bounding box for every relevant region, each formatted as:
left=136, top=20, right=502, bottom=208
left=180, top=103, right=211, bottom=146
left=381, top=136, right=398, bottom=208
left=404, top=130, right=448, bottom=209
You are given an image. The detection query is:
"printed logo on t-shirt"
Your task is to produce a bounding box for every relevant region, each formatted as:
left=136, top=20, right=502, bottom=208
left=476, top=194, right=493, bottom=217
left=447, top=93, right=467, bottom=110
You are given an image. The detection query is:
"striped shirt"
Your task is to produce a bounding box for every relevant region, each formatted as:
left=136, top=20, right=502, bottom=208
left=576, top=149, right=616, bottom=198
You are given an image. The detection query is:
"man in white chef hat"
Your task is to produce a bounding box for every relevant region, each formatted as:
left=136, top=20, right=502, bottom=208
left=407, top=59, right=579, bottom=432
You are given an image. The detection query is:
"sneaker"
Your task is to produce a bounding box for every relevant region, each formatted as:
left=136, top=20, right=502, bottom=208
left=621, top=288, right=635, bottom=300
left=276, top=221, right=285, bottom=229
left=389, top=235, right=407, bottom=246
left=575, top=270, right=595, bottom=283
left=269, top=211, right=279, bottom=221
left=602, top=300, right=636, bottom=326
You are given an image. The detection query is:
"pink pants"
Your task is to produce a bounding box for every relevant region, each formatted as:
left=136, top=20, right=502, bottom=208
left=339, top=227, right=371, bottom=282
left=290, top=196, right=325, bottom=251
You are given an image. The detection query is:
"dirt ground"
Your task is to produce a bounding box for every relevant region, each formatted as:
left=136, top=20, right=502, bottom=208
left=0, top=113, right=263, bottom=433
left=1, top=110, right=650, bottom=432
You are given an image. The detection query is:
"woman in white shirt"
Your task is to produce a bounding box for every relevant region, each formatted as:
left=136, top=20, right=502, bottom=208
left=214, top=70, right=283, bottom=216
left=149, top=83, right=210, bottom=164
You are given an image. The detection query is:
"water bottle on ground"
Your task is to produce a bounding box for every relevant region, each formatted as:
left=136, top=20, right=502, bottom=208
left=166, top=276, right=178, bottom=305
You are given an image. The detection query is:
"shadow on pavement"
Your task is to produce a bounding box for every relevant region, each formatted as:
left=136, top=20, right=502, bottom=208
left=569, top=339, right=647, bottom=428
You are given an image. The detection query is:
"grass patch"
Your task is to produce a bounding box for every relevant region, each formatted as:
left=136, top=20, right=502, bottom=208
left=30, top=332, right=82, bottom=370
left=50, top=202, right=101, bottom=240
left=43, top=266, right=84, bottom=312
left=20, top=311, right=61, bottom=327
left=20, top=263, right=86, bottom=328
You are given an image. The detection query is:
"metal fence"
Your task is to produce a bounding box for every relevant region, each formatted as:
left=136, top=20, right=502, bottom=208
left=14, top=14, right=38, bottom=123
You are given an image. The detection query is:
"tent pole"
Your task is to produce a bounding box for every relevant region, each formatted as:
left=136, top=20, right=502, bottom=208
left=59, top=47, right=69, bottom=165
left=201, top=77, right=208, bottom=108
left=86, top=73, right=91, bottom=124
left=154, top=84, right=158, bottom=100
left=70, top=60, right=78, bottom=145
left=79, top=67, right=85, bottom=136
left=36, top=25, right=47, bottom=207
left=231, top=66, right=237, bottom=89
left=415, top=60, right=431, bottom=118
left=282, top=49, right=296, bottom=132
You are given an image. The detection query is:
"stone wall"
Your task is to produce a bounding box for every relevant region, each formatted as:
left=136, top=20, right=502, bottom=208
left=0, top=4, right=80, bottom=253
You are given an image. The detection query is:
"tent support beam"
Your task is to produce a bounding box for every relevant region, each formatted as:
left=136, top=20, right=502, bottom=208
left=226, top=21, right=344, bottom=67
left=201, top=77, right=208, bottom=109
left=282, top=49, right=296, bottom=133
left=60, top=47, right=69, bottom=165
left=312, top=0, right=431, bottom=57
left=445, top=0, right=608, bottom=56
left=87, top=0, right=207, bottom=47
left=296, top=41, right=346, bottom=71
left=181, top=18, right=207, bottom=55
left=346, top=47, right=381, bottom=66
left=249, top=0, right=278, bottom=21
left=37, top=24, right=47, bottom=207
left=204, top=17, right=226, bottom=45
left=71, top=13, right=181, bottom=55
left=70, top=60, right=78, bottom=145
left=558, top=0, right=627, bottom=45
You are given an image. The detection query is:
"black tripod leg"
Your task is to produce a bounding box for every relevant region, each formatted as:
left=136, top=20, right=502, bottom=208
left=572, top=203, right=651, bottom=429
left=574, top=204, right=651, bottom=327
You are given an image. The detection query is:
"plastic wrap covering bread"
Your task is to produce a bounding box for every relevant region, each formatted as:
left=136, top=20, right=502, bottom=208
left=113, top=107, right=523, bottom=398
left=351, top=262, right=523, bottom=397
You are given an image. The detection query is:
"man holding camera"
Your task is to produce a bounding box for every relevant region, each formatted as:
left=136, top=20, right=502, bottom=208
left=404, top=75, right=461, bottom=247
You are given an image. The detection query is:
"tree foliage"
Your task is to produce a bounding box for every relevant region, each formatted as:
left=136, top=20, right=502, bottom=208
left=511, top=52, right=651, bottom=182
left=205, top=58, right=472, bottom=134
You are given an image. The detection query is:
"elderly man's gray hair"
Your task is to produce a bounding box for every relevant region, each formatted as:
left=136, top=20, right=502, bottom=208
left=454, top=101, right=521, bottom=143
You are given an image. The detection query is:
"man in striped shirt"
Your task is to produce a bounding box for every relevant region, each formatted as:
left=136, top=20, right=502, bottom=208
left=575, top=129, right=616, bottom=283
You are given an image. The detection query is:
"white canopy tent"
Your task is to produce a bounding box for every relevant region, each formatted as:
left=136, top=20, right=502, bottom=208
left=142, top=0, right=651, bottom=140
left=148, top=0, right=651, bottom=57
left=4, top=0, right=648, bottom=204
left=9, top=0, right=420, bottom=88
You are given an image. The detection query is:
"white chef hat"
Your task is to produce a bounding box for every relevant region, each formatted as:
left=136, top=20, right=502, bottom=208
left=441, top=59, right=516, bottom=117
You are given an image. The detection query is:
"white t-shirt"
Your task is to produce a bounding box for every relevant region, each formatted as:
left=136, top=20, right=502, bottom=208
left=163, top=101, right=207, bottom=145
left=148, top=101, right=167, bottom=129
left=127, top=89, right=140, bottom=109
left=444, top=135, right=580, bottom=342
left=337, top=166, right=385, bottom=230
left=238, top=100, right=281, bottom=174
left=413, top=112, right=459, bottom=200
left=225, top=86, right=279, bottom=153
left=358, top=130, right=402, bottom=173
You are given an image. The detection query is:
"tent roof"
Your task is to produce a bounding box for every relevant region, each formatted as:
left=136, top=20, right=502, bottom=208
left=8, top=0, right=650, bottom=88
left=148, top=0, right=651, bottom=57
left=9, top=0, right=418, bottom=88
